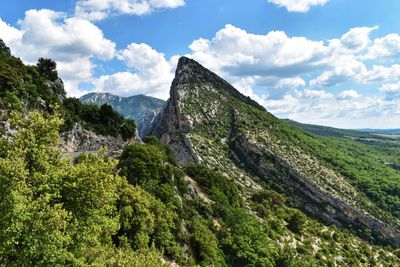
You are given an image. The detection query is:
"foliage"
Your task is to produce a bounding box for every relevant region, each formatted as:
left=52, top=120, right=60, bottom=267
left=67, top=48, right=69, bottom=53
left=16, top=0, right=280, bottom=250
left=0, top=111, right=165, bottom=265
left=187, top=216, right=226, bottom=266
left=36, top=57, right=58, bottom=82
left=184, top=164, right=241, bottom=207
left=0, top=42, right=136, bottom=140
left=0, top=39, right=10, bottom=56
left=63, top=97, right=137, bottom=140
left=118, top=144, right=166, bottom=189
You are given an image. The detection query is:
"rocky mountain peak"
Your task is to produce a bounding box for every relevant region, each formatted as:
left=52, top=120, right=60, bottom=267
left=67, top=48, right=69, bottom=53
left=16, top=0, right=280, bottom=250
left=172, top=56, right=265, bottom=111
left=173, top=56, right=218, bottom=85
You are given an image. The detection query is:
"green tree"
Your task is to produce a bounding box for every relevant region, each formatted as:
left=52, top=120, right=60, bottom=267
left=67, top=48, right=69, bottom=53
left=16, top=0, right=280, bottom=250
left=0, top=39, right=10, bottom=56
left=0, top=111, right=166, bottom=266
left=36, top=57, right=58, bottom=81
left=118, top=144, right=166, bottom=190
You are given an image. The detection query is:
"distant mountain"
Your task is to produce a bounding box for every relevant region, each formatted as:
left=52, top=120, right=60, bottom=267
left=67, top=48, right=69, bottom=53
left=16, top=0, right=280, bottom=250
left=80, top=93, right=166, bottom=137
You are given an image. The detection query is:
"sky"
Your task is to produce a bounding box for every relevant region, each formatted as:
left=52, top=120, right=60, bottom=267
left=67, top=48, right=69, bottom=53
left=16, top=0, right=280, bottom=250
left=1, top=0, right=400, bottom=129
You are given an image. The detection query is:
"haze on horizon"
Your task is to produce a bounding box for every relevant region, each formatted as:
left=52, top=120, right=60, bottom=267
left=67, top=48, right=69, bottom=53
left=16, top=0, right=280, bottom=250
left=1, top=0, right=400, bottom=129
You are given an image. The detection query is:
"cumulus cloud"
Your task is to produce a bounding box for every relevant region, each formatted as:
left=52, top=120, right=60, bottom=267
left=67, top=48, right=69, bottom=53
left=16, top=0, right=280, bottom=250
left=365, top=34, right=400, bottom=60
left=189, top=25, right=389, bottom=90
left=0, top=19, right=22, bottom=43
left=268, top=0, right=329, bottom=13
left=75, top=0, right=185, bottom=21
left=0, top=9, right=116, bottom=96
left=337, top=89, right=361, bottom=100
left=93, top=43, right=177, bottom=99
left=298, top=89, right=333, bottom=99
left=340, top=26, right=378, bottom=52
left=380, top=82, right=400, bottom=100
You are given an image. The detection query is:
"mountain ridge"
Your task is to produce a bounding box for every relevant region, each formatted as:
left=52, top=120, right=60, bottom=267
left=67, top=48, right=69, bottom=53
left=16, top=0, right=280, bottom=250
left=153, top=56, right=400, bottom=247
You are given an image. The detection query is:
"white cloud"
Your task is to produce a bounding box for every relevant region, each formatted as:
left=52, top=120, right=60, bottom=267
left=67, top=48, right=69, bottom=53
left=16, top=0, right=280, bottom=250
left=264, top=95, right=300, bottom=116
left=365, top=33, right=400, bottom=60
left=75, top=0, right=185, bottom=21
left=380, top=82, right=400, bottom=100
left=0, top=19, right=22, bottom=43
left=185, top=24, right=400, bottom=128
left=188, top=24, right=331, bottom=98
left=93, top=43, right=177, bottom=99
left=309, top=59, right=366, bottom=87
left=337, top=89, right=361, bottom=100
left=0, top=9, right=116, bottom=97
left=340, top=26, right=378, bottom=52
left=299, top=89, right=333, bottom=99
left=268, top=0, right=329, bottom=13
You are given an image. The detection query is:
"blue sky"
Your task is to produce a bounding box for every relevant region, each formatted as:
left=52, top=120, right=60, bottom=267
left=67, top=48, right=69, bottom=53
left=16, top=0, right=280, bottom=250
left=1, top=0, right=400, bottom=128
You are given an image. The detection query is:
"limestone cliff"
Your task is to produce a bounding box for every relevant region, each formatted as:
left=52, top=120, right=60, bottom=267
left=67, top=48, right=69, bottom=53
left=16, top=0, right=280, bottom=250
left=61, top=123, right=141, bottom=158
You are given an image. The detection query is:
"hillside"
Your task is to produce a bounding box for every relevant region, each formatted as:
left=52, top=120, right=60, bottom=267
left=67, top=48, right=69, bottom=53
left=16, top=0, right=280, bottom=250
left=80, top=92, right=165, bottom=137
left=153, top=57, right=400, bottom=262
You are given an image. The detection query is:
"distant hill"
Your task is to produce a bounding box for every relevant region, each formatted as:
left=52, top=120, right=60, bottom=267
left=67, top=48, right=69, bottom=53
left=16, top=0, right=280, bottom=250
left=285, top=119, right=400, bottom=146
left=284, top=119, right=374, bottom=138
left=357, top=128, right=400, bottom=134
left=80, top=93, right=166, bottom=137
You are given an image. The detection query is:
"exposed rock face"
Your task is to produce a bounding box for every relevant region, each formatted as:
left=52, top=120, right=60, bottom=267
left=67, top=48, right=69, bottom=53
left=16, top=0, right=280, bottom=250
left=45, top=78, right=66, bottom=103
left=61, top=123, right=141, bottom=157
left=153, top=56, right=400, bottom=247
left=152, top=58, right=200, bottom=164
left=230, top=132, right=400, bottom=247
left=80, top=93, right=166, bottom=138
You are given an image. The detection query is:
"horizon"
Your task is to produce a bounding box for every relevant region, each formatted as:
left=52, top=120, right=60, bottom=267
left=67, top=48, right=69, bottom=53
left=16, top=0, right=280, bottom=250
left=1, top=0, right=400, bottom=128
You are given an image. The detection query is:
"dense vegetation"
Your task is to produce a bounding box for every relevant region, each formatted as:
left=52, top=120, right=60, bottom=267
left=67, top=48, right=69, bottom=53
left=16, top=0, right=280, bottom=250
left=63, top=97, right=136, bottom=140
left=0, top=111, right=167, bottom=266
left=1, top=111, right=398, bottom=266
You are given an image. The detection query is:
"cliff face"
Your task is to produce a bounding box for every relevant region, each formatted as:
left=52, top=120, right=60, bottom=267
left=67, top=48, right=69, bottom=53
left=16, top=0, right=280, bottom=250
left=230, top=132, right=400, bottom=246
left=61, top=123, right=141, bottom=158
left=152, top=56, right=400, bottom=247
left=152, top=58, right=200, bottom=164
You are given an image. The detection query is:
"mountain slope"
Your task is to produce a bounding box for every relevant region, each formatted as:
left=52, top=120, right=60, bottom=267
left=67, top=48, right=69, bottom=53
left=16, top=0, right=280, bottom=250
left=153, top=57, right=400, bottom=247
left=80, top=92, right=165, bottom=137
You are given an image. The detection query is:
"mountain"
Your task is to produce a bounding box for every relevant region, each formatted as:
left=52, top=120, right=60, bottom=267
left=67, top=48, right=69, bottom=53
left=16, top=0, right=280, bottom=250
left=153, top=57, right=400, bottom=249
left=80, top=92, right=165, bottom=137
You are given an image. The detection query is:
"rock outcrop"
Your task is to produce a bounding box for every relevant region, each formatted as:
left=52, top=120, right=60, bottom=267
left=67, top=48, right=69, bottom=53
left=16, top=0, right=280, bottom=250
left=152, top=58, right=200, bottom=164
left=61, top=123, right=141, bottom=158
